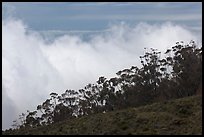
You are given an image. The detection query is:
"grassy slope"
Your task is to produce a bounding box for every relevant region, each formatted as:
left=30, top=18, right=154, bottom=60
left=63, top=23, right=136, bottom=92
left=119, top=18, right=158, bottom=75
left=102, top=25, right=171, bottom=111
left=3, top=95, right=202, bottom=135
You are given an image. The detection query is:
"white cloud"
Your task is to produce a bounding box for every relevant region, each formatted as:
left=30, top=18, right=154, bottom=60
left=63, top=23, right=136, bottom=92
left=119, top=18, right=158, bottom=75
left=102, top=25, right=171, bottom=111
left=2, top=18, right=201, bottom=130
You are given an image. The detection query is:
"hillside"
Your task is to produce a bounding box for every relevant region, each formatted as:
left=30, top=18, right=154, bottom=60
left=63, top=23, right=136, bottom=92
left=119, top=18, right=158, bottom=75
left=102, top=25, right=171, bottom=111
left=3, top=95, right=202, bottom=135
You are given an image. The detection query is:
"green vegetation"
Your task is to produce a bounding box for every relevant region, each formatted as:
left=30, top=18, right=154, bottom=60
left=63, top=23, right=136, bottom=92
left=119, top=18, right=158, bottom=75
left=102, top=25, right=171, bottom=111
left=3, top=95, right=202, bottom=135
left=2, top=40, right=202, bottom=135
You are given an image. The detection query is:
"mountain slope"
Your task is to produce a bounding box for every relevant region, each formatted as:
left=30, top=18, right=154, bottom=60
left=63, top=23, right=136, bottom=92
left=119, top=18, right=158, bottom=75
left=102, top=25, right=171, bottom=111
left=3, top=95, right=202, bottom=135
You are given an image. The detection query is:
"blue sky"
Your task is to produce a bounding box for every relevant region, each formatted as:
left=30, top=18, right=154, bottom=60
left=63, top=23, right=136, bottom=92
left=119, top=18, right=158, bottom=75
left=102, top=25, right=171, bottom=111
left=2, top=2, right=202, bottom=31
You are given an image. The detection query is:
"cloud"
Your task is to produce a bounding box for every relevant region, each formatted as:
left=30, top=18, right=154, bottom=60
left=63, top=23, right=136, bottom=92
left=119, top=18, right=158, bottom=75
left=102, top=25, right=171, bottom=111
left=60, top=12, right=201, bottom=21
left=2, top=17, right=201, bottom=130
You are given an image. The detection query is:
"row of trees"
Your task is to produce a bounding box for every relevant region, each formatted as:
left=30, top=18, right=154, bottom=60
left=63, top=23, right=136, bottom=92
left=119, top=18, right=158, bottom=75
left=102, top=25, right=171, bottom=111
left=10, top=41, right=202, bottom=130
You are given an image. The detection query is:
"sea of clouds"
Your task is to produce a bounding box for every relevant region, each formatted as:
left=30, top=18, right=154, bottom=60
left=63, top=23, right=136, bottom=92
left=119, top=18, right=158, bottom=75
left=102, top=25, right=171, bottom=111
left=2, top=17, right=201, bottom=129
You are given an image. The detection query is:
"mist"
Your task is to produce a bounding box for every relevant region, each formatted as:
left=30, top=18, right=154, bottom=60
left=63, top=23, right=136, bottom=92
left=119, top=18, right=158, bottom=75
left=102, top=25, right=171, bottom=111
left=2, top=17, right=201, bottom=130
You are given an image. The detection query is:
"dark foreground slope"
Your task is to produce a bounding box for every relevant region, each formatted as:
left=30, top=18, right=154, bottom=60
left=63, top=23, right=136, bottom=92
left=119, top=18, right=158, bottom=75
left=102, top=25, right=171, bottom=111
left=3, top=95, right=202, bottom=135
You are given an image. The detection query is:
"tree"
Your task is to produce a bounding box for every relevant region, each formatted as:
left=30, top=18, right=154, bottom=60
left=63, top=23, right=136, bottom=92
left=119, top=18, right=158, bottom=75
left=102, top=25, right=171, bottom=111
left=171, top=41, right=202, bottom=97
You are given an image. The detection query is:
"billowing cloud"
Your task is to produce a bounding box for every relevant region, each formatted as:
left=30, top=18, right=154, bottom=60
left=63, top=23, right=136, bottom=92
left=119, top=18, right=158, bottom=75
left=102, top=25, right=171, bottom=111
left=2, top=17, right=201, bottom=130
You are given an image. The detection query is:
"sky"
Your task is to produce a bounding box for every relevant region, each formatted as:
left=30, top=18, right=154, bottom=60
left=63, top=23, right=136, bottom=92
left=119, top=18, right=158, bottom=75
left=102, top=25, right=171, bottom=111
left=2, top=2, right=202, bottom=130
